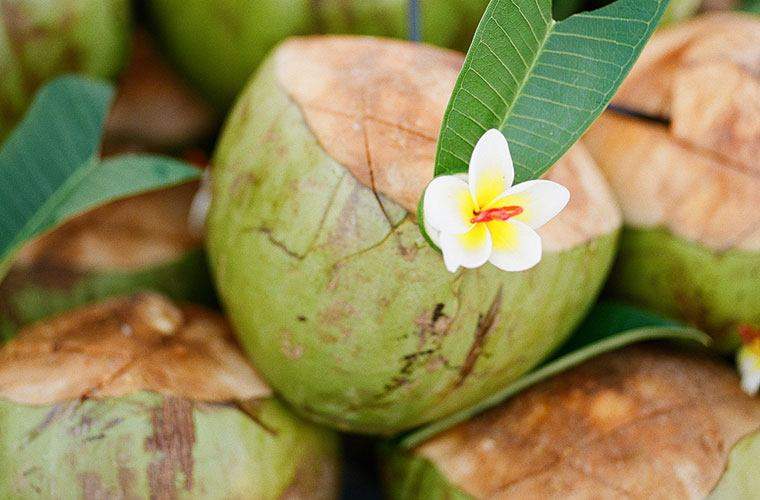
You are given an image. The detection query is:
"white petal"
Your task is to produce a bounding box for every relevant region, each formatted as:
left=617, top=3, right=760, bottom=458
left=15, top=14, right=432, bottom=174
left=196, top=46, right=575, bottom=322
left=469, top=129, right=514, bottom=209
left=488, top=180, right=569, bottom=230
left=423, top=175, right=475, bottom=235
left=487, top=220, right=542, bottom=272
left=738, top=348, right=760, bottom=396
left=423, top=215, right=442, bottom=248
left=439, top=224, right=492, bottom=273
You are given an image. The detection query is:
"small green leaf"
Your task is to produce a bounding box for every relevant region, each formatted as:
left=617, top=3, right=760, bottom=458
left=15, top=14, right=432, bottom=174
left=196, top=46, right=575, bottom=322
left=435, top=0, right=668, bottom=180
left=0, top=76, right=201, bottom=280
left=397, top=302, right=710, bottom=448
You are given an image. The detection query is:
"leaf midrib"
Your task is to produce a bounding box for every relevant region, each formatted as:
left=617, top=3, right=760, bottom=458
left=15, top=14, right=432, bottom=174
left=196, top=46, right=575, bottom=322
left=497, top=18, right=555, bottom=134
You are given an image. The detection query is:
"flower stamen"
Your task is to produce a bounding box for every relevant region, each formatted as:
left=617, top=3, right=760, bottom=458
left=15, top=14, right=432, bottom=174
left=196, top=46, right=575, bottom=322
left=471, top=205, right=523, bottom=224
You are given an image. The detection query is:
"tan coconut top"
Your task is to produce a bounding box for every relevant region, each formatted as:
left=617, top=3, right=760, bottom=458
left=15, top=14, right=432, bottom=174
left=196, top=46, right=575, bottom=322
left=103, top=30, right=216, bottom=154
left=584, top=112, right=760, bottom=252
left=0, top=293, right=271, bottom=405
left=613, top=13, right=759, bottom=173
left=14, top=182, right=202, bottom=272
left=275, top=36, right=621, bottom=250
left=416, top=344, right=760, bottom=499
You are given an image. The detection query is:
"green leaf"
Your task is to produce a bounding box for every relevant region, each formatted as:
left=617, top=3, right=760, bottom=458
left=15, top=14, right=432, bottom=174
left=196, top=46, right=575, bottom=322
left=434, top=0, right=668, bottom=180
left=741, top=0, right=760, bottom=14
left=397, top=302, right=710, bottom=448
left=0, top=76, right=201, bottom=280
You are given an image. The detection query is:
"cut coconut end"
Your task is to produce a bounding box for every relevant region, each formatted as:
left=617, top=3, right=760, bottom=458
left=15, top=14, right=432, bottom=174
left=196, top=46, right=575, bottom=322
left=14, top=183, right=202, bottom=272
left=613, top=13, right=759, bottom=173
left=413, top=344, right=760, bottom=498
left=274, top=36, right=621, bottom=252
left=0, top=293, right=272, bottom=405
left=584, top=112, right=760, bottom=253
left=103, top=29, right=217, bottom=154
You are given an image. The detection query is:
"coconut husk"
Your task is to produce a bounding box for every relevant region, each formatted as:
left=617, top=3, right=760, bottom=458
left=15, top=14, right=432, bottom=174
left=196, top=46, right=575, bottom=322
left=102, top=29, right=217, bottom=155
left=405, top=344, right=760, bottom=498
left=0, top=293, right=271, bottom=405
left=612, top=13, right=759, bottom=173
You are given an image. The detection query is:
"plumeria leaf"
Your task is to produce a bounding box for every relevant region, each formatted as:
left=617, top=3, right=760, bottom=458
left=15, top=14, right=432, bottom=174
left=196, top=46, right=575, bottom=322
left=435, top=0, right=668, bottom=180
left=397, top=302, right=710, bottom=448
left=0, top=76, right=200, bottom=280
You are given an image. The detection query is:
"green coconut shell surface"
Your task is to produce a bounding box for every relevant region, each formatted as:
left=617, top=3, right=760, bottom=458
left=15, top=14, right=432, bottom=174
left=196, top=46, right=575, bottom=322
left=206, top=36, right=623, bottom=434
left=583, top=13, right=760, bottom=351
left=0, top=183, right=215, bottom=343
left=147, top=0, right=489, bottom=109
left=0, top=0, right=131, bottom=141
left=0, top=293, right=341, bottom=499
left=384, top=344, right=760, bottom=499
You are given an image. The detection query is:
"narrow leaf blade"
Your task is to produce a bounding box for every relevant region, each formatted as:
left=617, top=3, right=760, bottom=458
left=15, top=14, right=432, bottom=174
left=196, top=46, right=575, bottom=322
left=0, top=76, right=113, bottom=252
left=435, top=0, right=668, bottom=181
left=0, top=77, right=201, bottom=280
left=50, top=155, right=201, bottom=222
left=398, top=302, right=710, bottom=449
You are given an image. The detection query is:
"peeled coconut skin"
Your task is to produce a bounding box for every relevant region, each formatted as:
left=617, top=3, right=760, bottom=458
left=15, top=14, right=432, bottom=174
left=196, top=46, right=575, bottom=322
left=206, top=37, right=622, bottom=434
left=0, top=183, right=215, bottom=343
left=0, top=0, right=130, bottom=141
left=147, top=0, right=488, bottom=109
left=0, top=294, right=341, bottom=499
left=384, top=344, right=760, bottom=499
left=583, top=14, right=760, bottom=351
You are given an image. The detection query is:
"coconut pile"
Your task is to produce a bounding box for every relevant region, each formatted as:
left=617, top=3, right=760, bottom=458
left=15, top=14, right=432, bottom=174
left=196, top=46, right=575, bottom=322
left=0, top=2, right=758, bottom=499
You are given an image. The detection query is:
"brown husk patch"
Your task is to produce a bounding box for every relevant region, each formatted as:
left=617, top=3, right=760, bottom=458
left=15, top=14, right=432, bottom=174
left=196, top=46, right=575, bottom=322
left=0, top=293, right=271, bottom=405
left=416, top=344, right=760, bottom=499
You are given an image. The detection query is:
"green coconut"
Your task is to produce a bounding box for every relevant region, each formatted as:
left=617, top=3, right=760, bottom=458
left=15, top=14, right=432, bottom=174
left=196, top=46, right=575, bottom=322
left=384, top=344, right=760, bottom=499
left=0, top=0, right=131, bottom=141
left=583, top=14, right=760, bottom=352
left=147, top=0, right=489, bottom=109
left=206, top=36, right=622, bottom=434
left=0, top=183, right=215, bottom=343
left=0, top=293, right=341, bottom=499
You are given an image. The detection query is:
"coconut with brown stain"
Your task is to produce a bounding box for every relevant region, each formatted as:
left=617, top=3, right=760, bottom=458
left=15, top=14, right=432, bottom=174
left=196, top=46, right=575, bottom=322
left=207, top=36, right=622, bottom=434
left=384, top=344, right=760, bottom=499
left=0, top=293, right=341, bottom=499
left=584, top=13, right=760, bottom=350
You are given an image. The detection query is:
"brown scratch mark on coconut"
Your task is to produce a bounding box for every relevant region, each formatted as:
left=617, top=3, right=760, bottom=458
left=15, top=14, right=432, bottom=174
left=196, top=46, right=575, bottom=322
left=360, top=115, right=402, bottom=234
left=245, top=226, right=306, bottom=259
left=145, top=397, right=196, bottom=499
left=234, top=399, right=279, bottom=436
left=327, top=216, right=407, bottom=276
left=378, top=303, right=457, bottom=397
left=79, top=472, right=109, bottom=499
left=118, top=467, right=137, bottom=499
left=24, top=402, right=76, bottom=445
left=453, top=286, right=504, bottom=389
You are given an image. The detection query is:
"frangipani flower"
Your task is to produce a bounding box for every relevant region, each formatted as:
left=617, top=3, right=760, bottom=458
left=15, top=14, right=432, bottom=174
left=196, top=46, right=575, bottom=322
left=423, top=129, right=569, bottom=273
left=737, top=325, right=760, bottom=396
